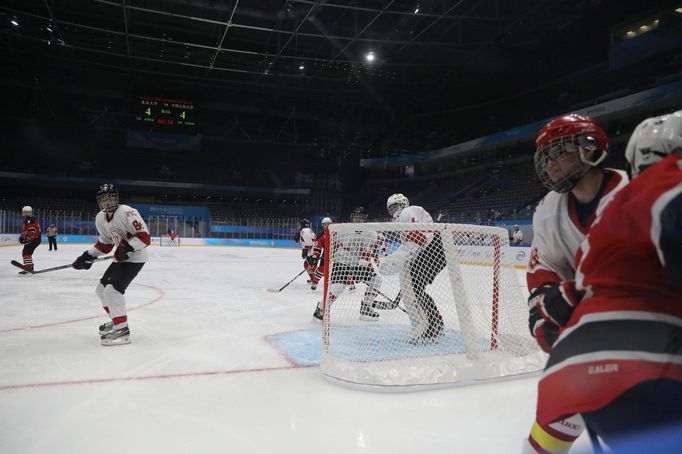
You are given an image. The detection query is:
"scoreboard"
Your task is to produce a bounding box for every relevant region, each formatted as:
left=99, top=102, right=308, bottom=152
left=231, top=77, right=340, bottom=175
left=134, top=96, right=197, bottom=134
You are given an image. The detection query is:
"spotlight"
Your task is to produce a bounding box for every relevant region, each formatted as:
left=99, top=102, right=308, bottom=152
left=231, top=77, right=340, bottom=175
left=299, top=64, right=305, bottom=70
left=414, top=4, right=420, bottom=14
left=10, top=17, right=19, bottom=27
left=365, top=51, right=375, bottom=62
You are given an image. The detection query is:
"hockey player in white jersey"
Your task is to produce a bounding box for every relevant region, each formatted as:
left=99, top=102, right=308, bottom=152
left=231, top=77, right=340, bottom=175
left=314, top=207, right=383, bottom=321
left=379, top=194, right=445, bottom=342
left=522, top=114, right=628, bottom=453
left=296, top=218, right=317, bottom=284
left=72, top=184, right=151, bottom=346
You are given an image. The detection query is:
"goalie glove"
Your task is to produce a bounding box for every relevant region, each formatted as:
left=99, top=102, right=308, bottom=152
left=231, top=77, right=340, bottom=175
left=73, top=251, right=95, bottom=270
left=114, top=239, right=135, bottom=262
left=378, top=249, right=411, bottom=276
left=527, top=281, right=583, bottom=328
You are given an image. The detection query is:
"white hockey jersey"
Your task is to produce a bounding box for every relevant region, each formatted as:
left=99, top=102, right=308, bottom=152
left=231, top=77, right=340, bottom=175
left=299, top=227, right=316, bottom=249
left=333, top=230, right=384, bottom=266
left=89, top=204, right=151, bottom=263
left=395, top=205, right=433, bottom=224
left=527, top=169, right=628, bottom=292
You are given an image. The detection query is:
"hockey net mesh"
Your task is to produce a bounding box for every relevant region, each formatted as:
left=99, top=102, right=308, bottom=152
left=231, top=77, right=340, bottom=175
left=159, top=234, right=181, bottom=246
left=320, top=222, right=545, bottom=388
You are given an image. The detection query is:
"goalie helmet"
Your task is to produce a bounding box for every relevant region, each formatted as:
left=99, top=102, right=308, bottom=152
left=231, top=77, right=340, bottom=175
left=386, top=193, right=409, bottom=219
left=534, top=114, right=608, bottom=193
left=299, top=218, right=310, bottom=229
left=350, top=206, right=368, bottom=223
left=321, top=217, right=333, bottom=229
left=96, top=183, right=119, bottom=213
left=625, top=110, right=682, bottom=178
left=21, top=206, right=33, bottom=216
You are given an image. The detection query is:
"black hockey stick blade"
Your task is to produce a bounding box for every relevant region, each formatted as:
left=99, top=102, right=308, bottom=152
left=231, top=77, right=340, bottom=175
left=11, top=256, right=113, bottom=275
left=267, top=268, right=308, bottom=293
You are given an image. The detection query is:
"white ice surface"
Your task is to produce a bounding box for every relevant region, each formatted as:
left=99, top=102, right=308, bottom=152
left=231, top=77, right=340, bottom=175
left=0, top=244, right=592, bottom=454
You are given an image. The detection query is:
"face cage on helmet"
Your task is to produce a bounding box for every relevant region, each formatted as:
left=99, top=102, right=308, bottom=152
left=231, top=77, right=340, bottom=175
left=350, top=213, right=368, bottom=223
left=97, top=193, right=119, bottom=213
left=534, top=134, right=605, bottom=193
left=387, top=203, right=405, bottom=219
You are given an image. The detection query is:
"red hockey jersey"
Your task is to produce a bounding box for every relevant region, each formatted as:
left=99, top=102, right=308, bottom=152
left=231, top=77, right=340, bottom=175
left=22, top=216, right=41, bottom=240
left=536, top=154, right=682, bottom=425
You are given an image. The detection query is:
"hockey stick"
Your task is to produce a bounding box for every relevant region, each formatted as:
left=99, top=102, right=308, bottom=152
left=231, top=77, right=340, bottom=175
left=372, top=289, right=407, bottom=313
left=587, top=427, right=603, bottom=454
left=10, top=256, right=113, bottom=274
left=267, top=268, right=308, bottom=293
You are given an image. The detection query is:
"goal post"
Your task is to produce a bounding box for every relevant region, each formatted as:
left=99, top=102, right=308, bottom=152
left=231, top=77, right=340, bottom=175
left=159, top=234, right=181, bottom=247
left=320, top=222, right=545, bottom=389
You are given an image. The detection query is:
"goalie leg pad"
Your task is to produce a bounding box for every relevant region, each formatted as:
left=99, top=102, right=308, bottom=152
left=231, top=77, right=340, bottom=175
left=400, top=264, right=429, bottom=339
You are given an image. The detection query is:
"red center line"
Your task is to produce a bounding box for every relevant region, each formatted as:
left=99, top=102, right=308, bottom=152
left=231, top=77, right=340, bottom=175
left=0, top=283, right=165, bottom=334
left=0, top=364, right=317, bottom=391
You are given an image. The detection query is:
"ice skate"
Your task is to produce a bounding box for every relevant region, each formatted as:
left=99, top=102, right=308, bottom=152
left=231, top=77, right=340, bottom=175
left=100, top=326, right=131, bottom=346
left=99, top=321, right=113, bottom=335
left=312, top=306, right=323, bottom=322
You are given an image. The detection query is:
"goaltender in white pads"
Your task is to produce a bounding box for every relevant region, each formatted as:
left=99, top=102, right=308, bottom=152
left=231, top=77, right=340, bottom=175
left=379, top=193, right=446, bottom=342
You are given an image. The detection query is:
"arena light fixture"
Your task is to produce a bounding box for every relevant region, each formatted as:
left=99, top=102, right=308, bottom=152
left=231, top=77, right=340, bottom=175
left=676, top=7, right=682, bottom=13
left=365, top=51, right=375, bottom=63
left=10, top=16, right=19, bottom=27
left=414, top=3, right=420, bottom=14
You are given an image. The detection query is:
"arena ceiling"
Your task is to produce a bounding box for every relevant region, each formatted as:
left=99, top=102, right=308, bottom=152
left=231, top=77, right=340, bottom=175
left=0, top=0, right=674, bottom=151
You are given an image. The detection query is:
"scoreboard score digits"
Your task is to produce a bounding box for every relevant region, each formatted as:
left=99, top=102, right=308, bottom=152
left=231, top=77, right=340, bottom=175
left=134, top=96, right=197, bottom=134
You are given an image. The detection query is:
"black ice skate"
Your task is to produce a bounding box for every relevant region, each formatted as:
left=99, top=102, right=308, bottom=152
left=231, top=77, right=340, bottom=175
left=359, top=304, right=379, bottom=321
left=99, top=321, right=113, bottom=335
left=312, top=307, right=323, bottom=322
left=100, top=326, right=131, bottom=346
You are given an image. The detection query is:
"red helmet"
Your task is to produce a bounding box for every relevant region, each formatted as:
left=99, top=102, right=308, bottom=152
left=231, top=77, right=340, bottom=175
left=534, top=114, right=608, bottom=193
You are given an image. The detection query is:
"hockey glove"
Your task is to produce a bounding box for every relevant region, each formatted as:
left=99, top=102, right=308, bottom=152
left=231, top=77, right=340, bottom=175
left=528, top=281, right=583, bottom=328
left=306, top=254, right=319, bottom=268
left=528, top=305, right=560, bottom=352
left=73, top=251, right=95, bottom=270
left=114, top=240, right=135, bottom=262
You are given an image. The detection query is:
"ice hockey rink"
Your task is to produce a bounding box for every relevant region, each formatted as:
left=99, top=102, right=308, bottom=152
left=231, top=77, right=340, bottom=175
left=0, top=244, right=594, bottom=454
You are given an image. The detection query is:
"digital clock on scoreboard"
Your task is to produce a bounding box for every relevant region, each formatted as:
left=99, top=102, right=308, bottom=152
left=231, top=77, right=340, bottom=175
left=134, top=95, right=197, bottom=134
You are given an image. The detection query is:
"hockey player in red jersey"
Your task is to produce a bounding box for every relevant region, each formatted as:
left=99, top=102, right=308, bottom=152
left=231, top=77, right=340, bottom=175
left=522, top=114, right=629, bottom=453
left=309, top=217, right=332, bottom=292
left=18, top=206, right=42, bottom=272
left=72, top=184, right=151, bottom=346
left=529, top=110, right=682, bottom=449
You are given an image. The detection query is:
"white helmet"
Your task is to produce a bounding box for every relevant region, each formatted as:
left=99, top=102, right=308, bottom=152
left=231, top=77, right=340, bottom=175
left=21, top=206, right=33, bottom=216
left=625, top=110, right=682, bottom=178
left=386, top=193, right=409, bottom=219
left=321, top=217, right=332, bottom=227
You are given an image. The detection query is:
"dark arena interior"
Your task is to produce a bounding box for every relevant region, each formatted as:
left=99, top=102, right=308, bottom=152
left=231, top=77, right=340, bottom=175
left=1, top=0, right=682, bottom=452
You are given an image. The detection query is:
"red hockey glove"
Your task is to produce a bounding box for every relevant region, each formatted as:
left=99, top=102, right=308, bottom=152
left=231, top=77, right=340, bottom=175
left=114, top=240, right=135, bottom=262
left=528, top=282, right=583, bottom=328
left=528, top=305, right=560, bottom=352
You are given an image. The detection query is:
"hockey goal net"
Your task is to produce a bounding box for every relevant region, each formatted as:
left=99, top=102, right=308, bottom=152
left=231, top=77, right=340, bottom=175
left=159, top=234, right=181, bottom=247
left=320, top=222, right=545, bottom=389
